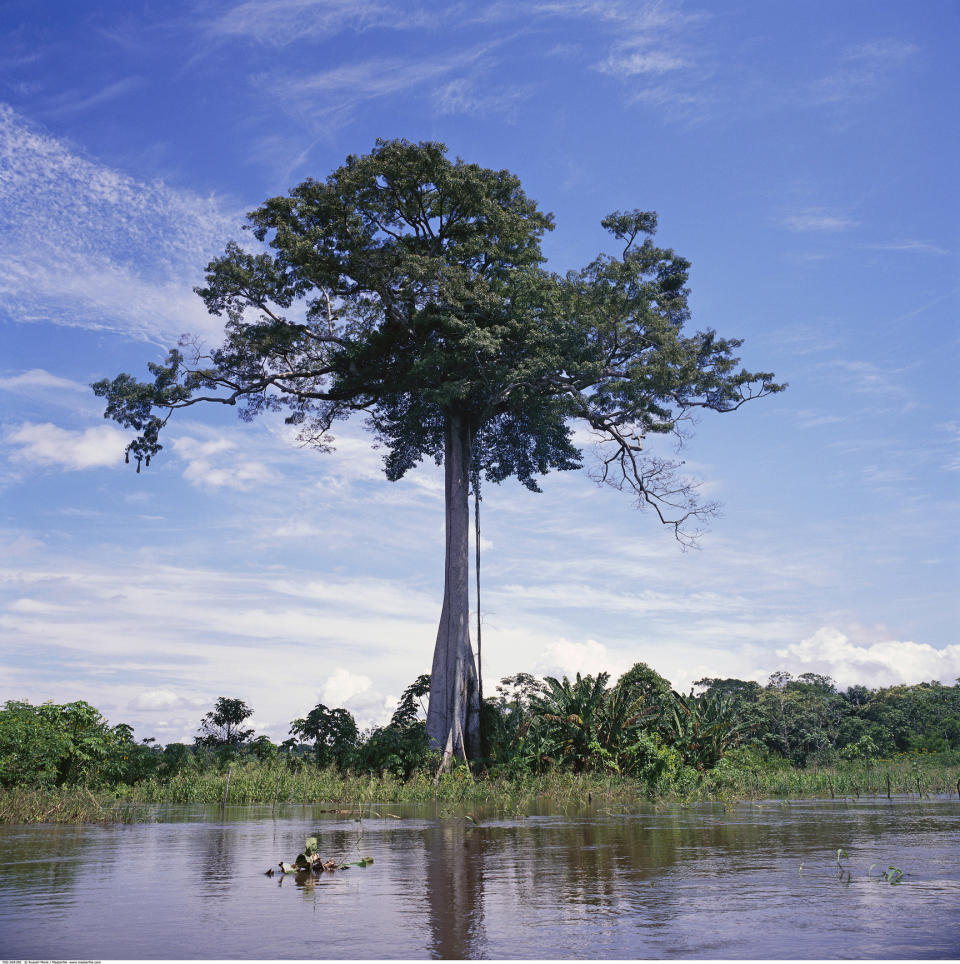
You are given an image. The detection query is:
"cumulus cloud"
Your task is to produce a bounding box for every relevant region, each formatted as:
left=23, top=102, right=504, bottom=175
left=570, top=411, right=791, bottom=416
left=131, top=688, right=183, bottom=710
left=0, top=369, right=88, bottom=393
left=535, top=637, right=627, bottom=680
left=7, top=422, right=129, bottom=470
left=320, top=668, right=395, bottom=728
left=321, top=668, right=373, bottom=706
left=173, top=434, right=275, bottom=489
left=776, top=627, right=960, bottom=688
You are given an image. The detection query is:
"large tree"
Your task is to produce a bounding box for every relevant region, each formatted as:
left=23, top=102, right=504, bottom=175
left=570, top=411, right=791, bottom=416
left=93, top=139, right=783, bottom=767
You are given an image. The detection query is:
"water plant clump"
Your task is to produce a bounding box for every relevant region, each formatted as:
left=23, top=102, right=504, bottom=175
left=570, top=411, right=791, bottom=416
left=266, top=834, right=374, bottom=879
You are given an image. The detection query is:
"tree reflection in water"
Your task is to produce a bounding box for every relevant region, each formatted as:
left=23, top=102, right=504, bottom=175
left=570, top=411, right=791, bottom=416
left=425, top=819, right=487, bottom=959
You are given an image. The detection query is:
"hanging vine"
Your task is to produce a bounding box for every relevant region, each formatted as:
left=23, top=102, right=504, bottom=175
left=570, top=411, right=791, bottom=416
left=471, top=436, right=483, bottom=707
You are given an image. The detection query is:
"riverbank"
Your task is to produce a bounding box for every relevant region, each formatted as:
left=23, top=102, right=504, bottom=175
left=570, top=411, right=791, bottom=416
left=3, top=754, right=958, bottom=823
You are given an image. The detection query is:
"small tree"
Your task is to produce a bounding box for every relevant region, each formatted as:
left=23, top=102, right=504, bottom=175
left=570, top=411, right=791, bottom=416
left=390, top=674, right=431, bottom=727
left=196, top=697, right=254, bottom=748
left=289, top=704, right=358, bottom=767
left=94, top=139, right=784, bottom=765
left=0, top=700, right=132, bottom=787
left=354, top=674, right=432, bottom=777
left=616, top=662, right=672, bottom=735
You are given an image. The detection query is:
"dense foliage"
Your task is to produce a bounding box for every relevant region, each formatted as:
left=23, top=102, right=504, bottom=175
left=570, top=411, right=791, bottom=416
left=4, top=666, right=958, bottom=799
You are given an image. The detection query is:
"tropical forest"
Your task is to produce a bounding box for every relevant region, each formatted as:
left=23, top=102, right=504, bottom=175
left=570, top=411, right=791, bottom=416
left=3, top=664, right=958, bottom=823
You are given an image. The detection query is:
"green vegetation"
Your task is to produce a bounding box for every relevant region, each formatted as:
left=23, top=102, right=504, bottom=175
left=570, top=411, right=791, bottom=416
left=3, top=664, right=959, bottom=822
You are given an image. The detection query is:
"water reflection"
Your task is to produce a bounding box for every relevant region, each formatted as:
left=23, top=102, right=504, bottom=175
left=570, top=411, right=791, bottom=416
left=1, top=798, right=959, bottom=959
left=424, top=820, right=486, bottom=959
left=0, top=824, right=95, bottom=900
left=197, top=823, right=238, bottom=896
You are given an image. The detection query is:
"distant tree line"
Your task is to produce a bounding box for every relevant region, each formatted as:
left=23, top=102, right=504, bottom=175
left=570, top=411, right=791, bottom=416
left=2, top=666, right=958, bottom=790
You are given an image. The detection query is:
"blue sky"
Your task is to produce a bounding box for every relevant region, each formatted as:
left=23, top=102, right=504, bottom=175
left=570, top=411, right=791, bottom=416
left=1, top=0, right=957, bottom=744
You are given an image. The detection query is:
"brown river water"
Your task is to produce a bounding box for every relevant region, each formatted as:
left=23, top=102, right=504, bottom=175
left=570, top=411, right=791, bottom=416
left=1, top=797, right=958, bottom=959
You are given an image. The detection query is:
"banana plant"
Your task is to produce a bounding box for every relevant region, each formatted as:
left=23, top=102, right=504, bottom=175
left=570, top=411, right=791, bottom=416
left=667, top=689, right=747, bottom=770
left=532, top=673, right=611, bottom=772
left=596, top=681, right=661, bottom=772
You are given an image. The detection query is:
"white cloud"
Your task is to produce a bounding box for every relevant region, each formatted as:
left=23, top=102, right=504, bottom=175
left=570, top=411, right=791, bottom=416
left=828, top=359, right=909, bottom=397
left=45, top=76, right=146, bottom=116
left=547, top=0, right=713, bottom=120
left=321, top=668, right=374, bottom=707
left=0, top=104, right=237, bottom=342
left=0, top=534, right=44, bottom=556
left=173, top=434, right=275, bottom=490
left=316, top=669, right=396, bottom=727
left=131, top=688, right=182, bottom=710
left=535, top=637, right=626, bottom=680
left=256, top=40, right=506, bottom=131
left=813, top=37, right=920, bottom=104
left=7, top=422, right=129, bottom=470
left=209, top=0, right=402, bottom=46
left=0, top=369, right=88, bottom=393
left=597, top=49, right=688, bottom=76
left=8, top=597, right=66, bottom=614
left=866, top=240, right=949, bottom=256
left=0, top=557, right=439, bottom=739
left=842, top=39, right=920, bottom=63
left=777, top=627, right=960, bottom=688
left=432, top=77, right=537, bottom=118
left=783, top=209, right=858, bottom=233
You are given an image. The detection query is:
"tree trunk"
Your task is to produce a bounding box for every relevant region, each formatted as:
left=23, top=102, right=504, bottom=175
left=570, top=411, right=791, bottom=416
left=426, top=412, right=481, bottom=766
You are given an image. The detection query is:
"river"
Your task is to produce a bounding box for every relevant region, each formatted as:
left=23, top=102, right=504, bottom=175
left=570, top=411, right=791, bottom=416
left=1, top=797, right=958, bottom=959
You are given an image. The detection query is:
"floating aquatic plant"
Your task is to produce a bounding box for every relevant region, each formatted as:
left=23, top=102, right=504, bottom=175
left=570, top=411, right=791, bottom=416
left=269, top=834, right=374, bottom=878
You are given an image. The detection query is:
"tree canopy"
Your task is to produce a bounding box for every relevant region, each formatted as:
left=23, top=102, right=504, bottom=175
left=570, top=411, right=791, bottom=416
left=93, top=139, right=784, bottom=764
left=195, top=697, right=254, bottom=748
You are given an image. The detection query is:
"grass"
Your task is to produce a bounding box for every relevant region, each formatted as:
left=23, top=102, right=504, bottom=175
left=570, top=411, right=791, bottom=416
left=3, top=754, right=958, bottom=823
left=0, top=786, right=141, bottom=824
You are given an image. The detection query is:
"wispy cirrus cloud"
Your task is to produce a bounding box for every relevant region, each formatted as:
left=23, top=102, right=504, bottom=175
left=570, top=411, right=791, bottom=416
left=812, top=37, right=920, bottom=105
left=827, top=359, right=911, bottom=397
left=0, top=104, right=238, bottom=342
left=225, top=0, right=716, bottom=134
left=208, top=0, right=414, bottom=46
left=866, top=240, right=950, bottom=256
left=782, top=208, right=859, bottom=233
left=43, top=76, right=146, bottom=116
left=538, top=0, right=714, bottom=118
left=432, top=76, right=538, bottom=119
left=255, top=38, right=509, bottom=130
